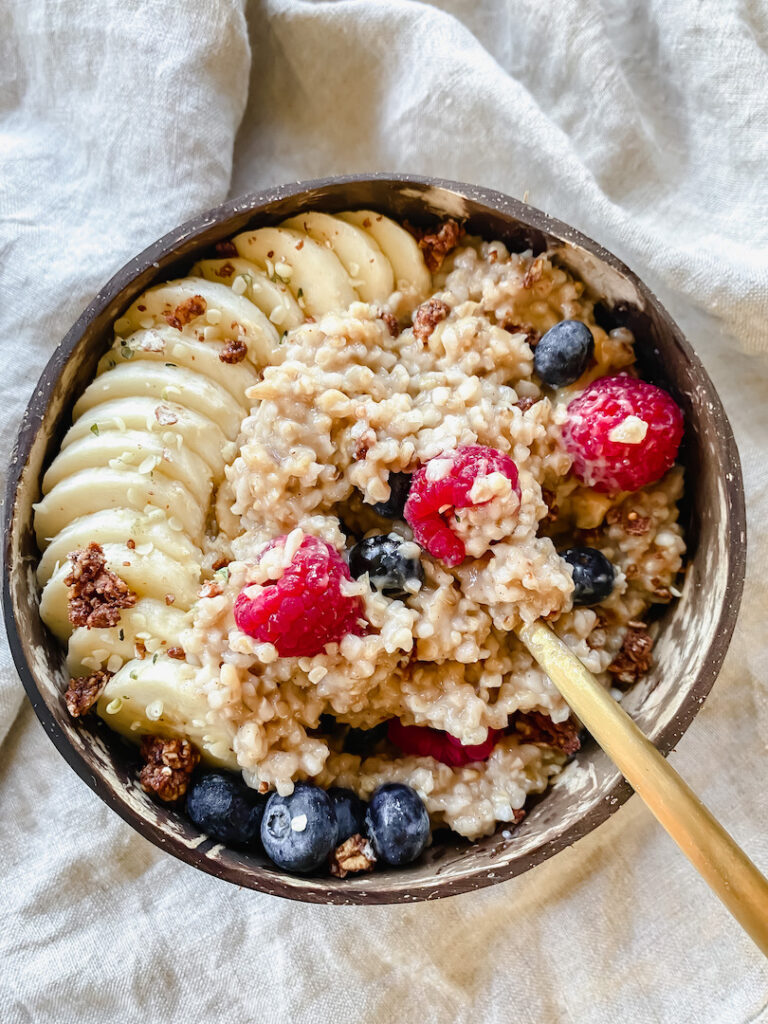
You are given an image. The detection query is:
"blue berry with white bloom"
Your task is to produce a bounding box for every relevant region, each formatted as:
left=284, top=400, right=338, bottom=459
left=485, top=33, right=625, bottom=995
left=261, top=782, right=337, bottom=873
left=534, top=320, right=594, bottom=386
left=364, top=783, right=430, bottom=866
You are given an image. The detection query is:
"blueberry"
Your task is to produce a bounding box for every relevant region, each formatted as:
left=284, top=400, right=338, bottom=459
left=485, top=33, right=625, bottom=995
left=348, top=533, right=424, bottom=600
left=261, top=782, right=337, bottom=873
left=372, top=472, right=412, bottom=518
left=328, top=787, right=367, bottom=845
left=563, top=546, right=615, bottom=605
left=186, top=772, right=266, bottom=848
left=364, top=783, right=430, bottom=866
left=534, top=320, right=594, bottom=387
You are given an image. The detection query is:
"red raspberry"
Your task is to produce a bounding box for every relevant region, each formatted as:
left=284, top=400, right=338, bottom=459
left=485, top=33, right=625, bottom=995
left=563, top=374, right=684, bottom=493
left=403, top=444, right=520, bottom=567
left=234, top=536, right=365, bottom=657
left=388, top=719, right=502, bottom=767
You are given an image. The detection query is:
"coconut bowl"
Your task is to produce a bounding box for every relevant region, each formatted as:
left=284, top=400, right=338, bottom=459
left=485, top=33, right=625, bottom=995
left=2, top=175, right=746, bottom=904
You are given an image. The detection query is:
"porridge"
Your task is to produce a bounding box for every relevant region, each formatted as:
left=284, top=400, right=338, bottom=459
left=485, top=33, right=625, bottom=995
left=33, top=209, right=685, bottom=874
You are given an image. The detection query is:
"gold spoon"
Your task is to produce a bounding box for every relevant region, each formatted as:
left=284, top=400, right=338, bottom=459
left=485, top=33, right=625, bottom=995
left=516, top=619, right=768, bottom=955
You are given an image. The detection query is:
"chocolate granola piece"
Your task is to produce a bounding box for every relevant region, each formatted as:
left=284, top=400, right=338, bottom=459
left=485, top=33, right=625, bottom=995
left=329, top=833, right=377, bottom=878
left=64, top=669, right=112, bottom=718
left=214, top=240, right=238, bottom=258
left=163, top=294, right=207, bottom=331
left=379, top=310, right=400, bottom=338
left=512, top=711, right=582, bottom=755
left=412, top=298, right=450, bottom=343
left=608, top=621, right=653, bottom=685
left=413, top=219, right=463, bottom=272
left=65, top=543, right=136, bottom=629
left=139, top=735, right=200, bottom=803
left=219, top=338, right=248, bottom=364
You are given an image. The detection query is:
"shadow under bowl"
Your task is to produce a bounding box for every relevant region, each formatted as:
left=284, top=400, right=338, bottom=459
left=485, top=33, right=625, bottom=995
left=2, top=175, right=746, bottom=904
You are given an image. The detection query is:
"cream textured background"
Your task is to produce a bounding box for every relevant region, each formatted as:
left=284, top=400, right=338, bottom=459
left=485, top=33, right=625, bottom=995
left=1, top=1, right=767, bottom=1020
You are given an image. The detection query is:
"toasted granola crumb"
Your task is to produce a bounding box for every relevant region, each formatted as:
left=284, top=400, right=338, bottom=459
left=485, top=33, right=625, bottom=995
left=214, top=261, right=235, bottom=279
left=65, top=669, right=112, bottom=717
left=410, top=219, right=463, bottom=272
left=515, top=396, right=536, bottom=413
left=522, top=255, right=546, bottom=289
left=512, top=711, right=581, bottom=755
left=139, top=735, right=199, bottom=802
left=541, top=488, right=559, bottom=526
left=135, top=638, right=147, bottom=659
left=379, top=310, right=400, bottom=338
left=502, top=319, right=540, bottom=346
left=219, top=338, right=248, bottom=364
left=606, top=505, right=652, bottom=536
left=200, top=580, right=223, bottom=599
left=164, top=593, right=176, bottom=605
left=609, top=623, right=653, bottom=685
left=166, top=646, right=186, bottom=660
left=154, top=404, right=178, bottom=426
left=65, top=543, right=136, bottom=629
left=126, top=538, right=136, bottom=550
left=211, top=558, right=229, bottom=571
left=163, top=295, right=207, bottom=331
left=329, top=834, right=377, bottom=878
left=412, top=298, right=449, bottom=343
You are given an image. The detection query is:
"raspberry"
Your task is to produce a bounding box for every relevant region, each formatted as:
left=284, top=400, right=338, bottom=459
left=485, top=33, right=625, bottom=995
left=234, top=536, right=365, bottom=657
left=563, top=374, right=683, bottom=493
left=388, top=719, right=502, bottom=767
left=403, top=444, right=520, bottom=567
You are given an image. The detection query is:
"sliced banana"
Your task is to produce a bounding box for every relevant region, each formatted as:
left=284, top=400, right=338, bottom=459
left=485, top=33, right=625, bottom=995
left=67, top=599, right=190, bottom=676
left=41, top=429, right=213, bottom=506
left=97, top=329, right=261, bottom=404
left=338, top=210, right=431, bottom=301
left=116, top=277, right=278, bottom=366
left=214, top=477, right=241, bottom=542
left=192, top=257, right=303, bottom=330
left=73, top=362, right=244, bottom=440
left=34, top=467, right=204, bottom=549
left=97, top=657, right=238, bottom=769
left=233, top=226, right=357, bottom=317
left=40, top=543, right=201, bottom=641
left=61, top=397, right=229, bottom=480
left=281, top=212, right=394, bottom=304
left=37, top=509, right=201, bottom=586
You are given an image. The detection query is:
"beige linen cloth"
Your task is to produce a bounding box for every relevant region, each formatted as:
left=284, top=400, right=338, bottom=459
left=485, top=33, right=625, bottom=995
left=1, top=1, right=767, bottom=1020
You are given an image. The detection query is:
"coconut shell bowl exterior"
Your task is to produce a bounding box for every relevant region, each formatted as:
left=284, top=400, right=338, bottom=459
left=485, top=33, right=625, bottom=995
left=2, top=175, right=747, bottom=905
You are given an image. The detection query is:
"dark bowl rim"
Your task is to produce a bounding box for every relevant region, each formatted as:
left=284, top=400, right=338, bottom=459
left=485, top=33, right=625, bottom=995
left=2, top=173, right=747, bottom=904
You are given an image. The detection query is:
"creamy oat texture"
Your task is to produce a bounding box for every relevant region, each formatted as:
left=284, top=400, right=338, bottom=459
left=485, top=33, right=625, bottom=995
left=35, top=215, right=685, bottom=840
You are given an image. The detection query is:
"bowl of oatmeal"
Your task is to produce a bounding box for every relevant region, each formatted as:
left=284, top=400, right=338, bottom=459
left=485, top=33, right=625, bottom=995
left=3, top=175, right=745, bottom=903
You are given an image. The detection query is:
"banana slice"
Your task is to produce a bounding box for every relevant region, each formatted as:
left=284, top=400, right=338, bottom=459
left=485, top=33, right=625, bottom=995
left=233, top=226, right=357, bottom=317
left=337, top=210, right=431, bottom=301
left=214, top=477, right=241, bottom=541
left=66, top=599, right=190, bottom=676
left=41, top=430, right=213, bottom=506
left=281, top=212, right=394, bottom=304
left=97, top=329, right=260, bottom=404
left=37, top=509, right=201, bottom=586
left=97, top=657, right=238, bottom=770
left=116, top=277, right=278, bottom=366
left=73, top=362, right=243, bottom=440
left=192, top=257, right=303, bottom=330
left=34, top=467, right=204, bottom=549
left=40, top=543, right=201, bottom=641
left=61, top=397, right=229, bottom=480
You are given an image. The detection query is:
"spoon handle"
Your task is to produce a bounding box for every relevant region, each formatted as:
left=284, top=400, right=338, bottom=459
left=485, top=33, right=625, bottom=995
left=517, top=619, right=768, bottom=956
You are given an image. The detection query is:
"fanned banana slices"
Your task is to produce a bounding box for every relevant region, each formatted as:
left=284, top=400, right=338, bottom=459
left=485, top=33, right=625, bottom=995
left=34, top=210, right=433, bottom=766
